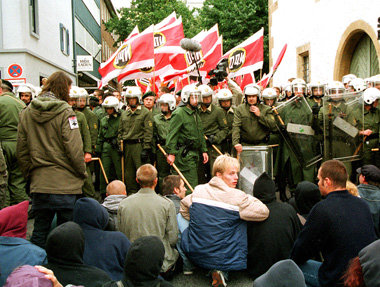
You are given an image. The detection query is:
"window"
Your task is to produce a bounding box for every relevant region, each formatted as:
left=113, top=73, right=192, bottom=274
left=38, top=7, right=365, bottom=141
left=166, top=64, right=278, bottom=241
left=29, top=0, right=39, bottom=37
left=75, top=18, right=101, bottom=63
left=302, top=54, right=310, bottom=83
left=60, top=23, right=70, bottom=56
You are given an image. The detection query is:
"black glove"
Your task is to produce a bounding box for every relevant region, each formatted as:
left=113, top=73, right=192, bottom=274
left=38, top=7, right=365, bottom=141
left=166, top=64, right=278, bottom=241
left=141, top=149, right=151, bottom=164
left=207, top=135, right=216, bottom=145
left=312, top=103, right=320, bottom=116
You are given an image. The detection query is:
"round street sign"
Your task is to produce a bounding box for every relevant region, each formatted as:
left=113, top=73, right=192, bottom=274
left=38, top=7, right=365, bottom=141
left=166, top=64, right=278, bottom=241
left=8, top=64, right=23, bottom=78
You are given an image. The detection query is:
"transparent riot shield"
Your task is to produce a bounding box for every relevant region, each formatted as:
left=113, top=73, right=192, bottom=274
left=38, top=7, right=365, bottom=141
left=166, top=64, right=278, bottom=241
left=322, top=91, right=364, bottom=162
left=238, top=146, right=273, bottom=195
left=273, top=95, right=322, bottom=168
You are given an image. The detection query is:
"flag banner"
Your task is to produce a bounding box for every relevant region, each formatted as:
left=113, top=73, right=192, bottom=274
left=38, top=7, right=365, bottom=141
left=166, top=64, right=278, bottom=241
left=257, top=43, right=287, bottom=89
left=223, top=28, right=264, bottom=78
left=161, top=25, right=221, bottom=82
left=235, top=72, right=255, bottom=90
left=118, top=17, right=185, bottom=82
left=99, top=25, right=154, bottom=87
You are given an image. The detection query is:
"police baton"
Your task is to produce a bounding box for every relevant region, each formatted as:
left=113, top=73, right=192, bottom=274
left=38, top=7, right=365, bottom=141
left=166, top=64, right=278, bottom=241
left=353, top=135, right=367, bottom=156
left=157, top=144, right=194, bottom=193
left=120, top=140, right=125, bottom=183
left=204, top=135, right=223, bottom=156
left=91, top=157, right=109, bottom=185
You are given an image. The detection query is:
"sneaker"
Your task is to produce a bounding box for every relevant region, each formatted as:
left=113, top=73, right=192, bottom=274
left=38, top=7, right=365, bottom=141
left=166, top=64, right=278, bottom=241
left=211, top=270, right=226, bottom=287
left=183, top=270, right=193, bottom=275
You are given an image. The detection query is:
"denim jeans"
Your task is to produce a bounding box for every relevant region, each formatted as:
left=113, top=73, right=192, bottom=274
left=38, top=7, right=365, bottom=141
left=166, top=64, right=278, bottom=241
left=176, top=213, right=194, bottom=271
left=299, top=260, right=322, bottom=287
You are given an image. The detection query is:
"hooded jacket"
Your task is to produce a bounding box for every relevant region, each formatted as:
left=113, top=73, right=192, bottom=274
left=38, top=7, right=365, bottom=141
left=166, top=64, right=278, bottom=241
left=248, top=173, right=302, bottom=279
left=180, top=176, right=269, bottom=271
left=73, top=197, right=131, bottom=280
left=17, top=92, right=86, bottom=194
left=102, top=236, right=173, bottom=287
left=357, top=183, right=380, bottom=237
left=359, top=239, right=380, bottom=287
left=44, top=221, right=111, bottom=287
left=288, top=181, right=321, bottom=218
left=0, top=201, right=47, bottom=286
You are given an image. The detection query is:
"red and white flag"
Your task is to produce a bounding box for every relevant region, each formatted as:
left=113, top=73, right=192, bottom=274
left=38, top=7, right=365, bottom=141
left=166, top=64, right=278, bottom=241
left=118, top=16, right=184, bottom=82
left=223, top=28, right=264, bottom=78
left=257, top=43, right=287, bottom=89
left=98, top=26, right=154, bottom=88
left=235, top=72, right=255, bottom=90
left=162, top=25, right=221, bottom=82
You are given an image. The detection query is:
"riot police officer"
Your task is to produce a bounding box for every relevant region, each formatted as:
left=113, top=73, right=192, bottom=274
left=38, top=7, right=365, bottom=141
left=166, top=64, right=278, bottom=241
left=232, top=84, right=276, bottom=155
left=118, top=86, right=153, bottom=193
left=216, top=88, right=235, bottom=154
left=166, top=84, right=208, bottom=191
left=198, top=84, right=228, bottom=183
left=96, top=96, right=123, bottom=196
left=153, top=93, right=176, bottom=192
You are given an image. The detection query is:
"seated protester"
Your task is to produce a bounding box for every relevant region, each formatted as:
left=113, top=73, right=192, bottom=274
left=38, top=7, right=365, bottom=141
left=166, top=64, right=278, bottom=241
left=346, top=181, right=359, bottom=197
left=356, top=165, right=380, bottom=237
left=102, top=236, right=174, bottom=287
left=102, top=180, right=127, bottom=231
left=253, top=259, right=306, bottom=287
left=343, top=239, right=380, bottom=287
left=0, top=201, right=47, bottom=286
left=248, top=173, right=302, bottom=279
left=73, top=197, right=131, bottom=281
left=180, top=155, right=269, bottom=287
left=288, top=181, right=321, bottom=224
left=44, top=221, right=111, bottom=287
left=162, top=175, right=193, bottom=275
left=4, top=265, right=63, bottom=287
left=117, top=164, right=179, bottom=277
left=162, top=175, right=187, bottom=214
left=290, top=160, right=377, bottom=287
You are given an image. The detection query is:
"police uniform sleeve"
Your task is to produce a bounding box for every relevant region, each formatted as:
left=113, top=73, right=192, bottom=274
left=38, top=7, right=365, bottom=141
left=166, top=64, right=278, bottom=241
left=62, top=111, right=86, bottom=178
left=197, top=113, right=208, bottom=153
left=165, top=110, right=182, bottom=155
left=143, top=110, right=154, bottom=150
left=213, top=107, right=229, bottom=144
left=16, top=110, right=31, bottom=178
left=89, top=113, right=99, bottom=151
left=80, top=115, right=92, bottom=154
left=232, top=106, right=243, bottom=146
left=258, top=106, right=277, bottom=132
left=117, top=112, right=126, bottom=142
left=227, top=78, right=244, bottom=106
left=95, top=118, right=105, bottom=154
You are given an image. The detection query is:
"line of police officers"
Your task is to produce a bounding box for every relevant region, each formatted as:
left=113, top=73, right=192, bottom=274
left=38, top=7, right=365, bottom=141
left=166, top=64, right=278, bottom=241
left=1, top=74, right=380, bottom=209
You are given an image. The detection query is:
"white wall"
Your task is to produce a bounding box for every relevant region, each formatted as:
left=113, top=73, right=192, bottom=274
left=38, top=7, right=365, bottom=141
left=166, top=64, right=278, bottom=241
left=270, top=0, right=380, bottom=86
left=1, top=0, right=74, bottom=78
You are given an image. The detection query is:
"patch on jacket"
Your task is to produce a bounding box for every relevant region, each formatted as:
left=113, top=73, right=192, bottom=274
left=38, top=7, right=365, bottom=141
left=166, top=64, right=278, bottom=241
left=69, top=116, right=79, bottom=129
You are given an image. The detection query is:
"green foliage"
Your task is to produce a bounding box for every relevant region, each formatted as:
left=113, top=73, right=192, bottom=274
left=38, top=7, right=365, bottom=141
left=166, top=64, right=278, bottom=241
left=105, top=0, right=201, bottom=43
left=105, top=0, right=269, bottom=73
left=198, top=0, right=268, bottom=72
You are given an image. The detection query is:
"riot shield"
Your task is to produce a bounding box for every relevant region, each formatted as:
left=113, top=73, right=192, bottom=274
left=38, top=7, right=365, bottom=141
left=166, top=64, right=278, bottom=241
left=238, top=146, right=274, bottom=195
left=322, top=91, right=364, bottom=162
left=274, top=95, right=322, bottom=168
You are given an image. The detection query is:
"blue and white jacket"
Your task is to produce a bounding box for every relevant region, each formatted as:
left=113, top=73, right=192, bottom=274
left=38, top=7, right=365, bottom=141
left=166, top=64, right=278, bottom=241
left=180, top=176, right=269, bottom=271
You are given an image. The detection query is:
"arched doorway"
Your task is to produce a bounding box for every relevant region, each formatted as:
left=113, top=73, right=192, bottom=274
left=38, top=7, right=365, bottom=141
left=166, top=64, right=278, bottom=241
left=350, top=34, right=380, bottom=78
left=334, top=20, right=380, bottom=81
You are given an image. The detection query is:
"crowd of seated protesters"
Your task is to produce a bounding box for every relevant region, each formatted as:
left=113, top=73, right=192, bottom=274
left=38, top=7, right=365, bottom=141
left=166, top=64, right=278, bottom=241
left=1, top=158, right=380, bottom=287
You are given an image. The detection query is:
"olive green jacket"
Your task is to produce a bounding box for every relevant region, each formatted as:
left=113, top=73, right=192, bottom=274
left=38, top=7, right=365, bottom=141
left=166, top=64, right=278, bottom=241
left=17, top=93, right=86, bottom=194
left=81, top=107, right=99, bottom=151
left=0, top=92, right=26, bottom=140
left=199, top=104, right=228, bottom=145
left=153, top=113, right=171, bottom=145
left=232, top=103, right=276, bottom=146
left=75, top=110, right=92, bottom=154
left=118, top=106, right=153, bottom=150
left=96, top=113, right=121, bottom=153
left=0, top=146, right=7, bottom=209
left=166, top=106, right=207, bottom=155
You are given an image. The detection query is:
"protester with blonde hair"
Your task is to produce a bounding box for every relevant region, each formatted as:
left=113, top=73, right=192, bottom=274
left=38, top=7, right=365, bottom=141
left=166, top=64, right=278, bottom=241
left=179, top=154, right=269, bottom=287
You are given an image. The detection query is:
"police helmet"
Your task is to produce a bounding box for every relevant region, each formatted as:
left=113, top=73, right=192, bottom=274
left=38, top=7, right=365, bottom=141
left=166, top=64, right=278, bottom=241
left=125, top=86, right=142, bottom=102
left=181, top=84, right=201, bottom=104
left=291, top=78, right=307, bottom=94
left=16, top=83, right=36, bottom=99
left=261, top=88, right=277, bottom=102
left=342, top=74, right=357, bottom=85
left=157, top=93, right=176, bottom=111
left=363, top=88, right=380, bottom=105
left=102, top=96, right=120, bottom=112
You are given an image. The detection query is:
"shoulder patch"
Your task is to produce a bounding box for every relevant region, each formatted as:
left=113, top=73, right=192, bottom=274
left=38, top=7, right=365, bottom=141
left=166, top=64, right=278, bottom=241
left=69, top=116, right=79, bottom=129
left=223, top=118, right=227, bottom=125
left=94, top=123, right=97, bottom=129
left=148, top=121, right=153, bottom=127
